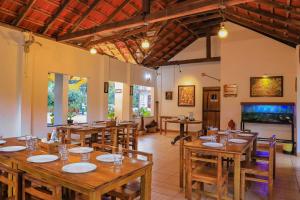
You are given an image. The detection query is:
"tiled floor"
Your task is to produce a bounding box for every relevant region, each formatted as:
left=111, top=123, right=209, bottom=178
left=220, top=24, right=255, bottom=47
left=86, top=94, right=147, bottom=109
left=138, top=132, right=300, bottom=200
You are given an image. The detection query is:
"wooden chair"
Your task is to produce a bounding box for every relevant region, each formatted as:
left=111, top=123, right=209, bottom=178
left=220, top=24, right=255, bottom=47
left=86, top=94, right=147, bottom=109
left=241, top=138, right=276, bottom=200
left=118, top=123, right=139, bottom=150
left=253, top=135, right=276, bottom=178
left=0, top=164, right=22, bottom=200
left=108, top=149, right=153, bottom=200
left=92, top=143, right=117, bottom=153
left=185, top=150, right=228, bottom=200
left=23, top=173, right=62, bottom=200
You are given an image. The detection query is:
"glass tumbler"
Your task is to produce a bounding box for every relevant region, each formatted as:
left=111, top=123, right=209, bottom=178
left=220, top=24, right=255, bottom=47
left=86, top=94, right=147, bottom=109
left=81, top=152, right=90, bottom=162
left=59, top=144, right=69, bottom=161
left=114, top=152, right=123, bottom=167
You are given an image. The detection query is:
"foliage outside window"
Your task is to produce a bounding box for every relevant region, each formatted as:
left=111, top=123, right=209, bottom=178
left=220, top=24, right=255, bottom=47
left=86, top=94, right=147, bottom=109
left=132, top=85, right=153, bottom=117
left=47, top=73, right=55, bottom=125
left=68, top=76, right=88, bottom=123
left=108, top=82, right=115, bottom=118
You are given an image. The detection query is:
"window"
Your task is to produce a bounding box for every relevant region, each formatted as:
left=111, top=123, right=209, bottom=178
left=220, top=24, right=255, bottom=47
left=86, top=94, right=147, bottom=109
left=108, top=82, right=123, bottom=120
left=132, top=85, right=154, bottom=117
left=68, top=76, right=88, bottom=123
left=47, top=73, right=55, bottom=125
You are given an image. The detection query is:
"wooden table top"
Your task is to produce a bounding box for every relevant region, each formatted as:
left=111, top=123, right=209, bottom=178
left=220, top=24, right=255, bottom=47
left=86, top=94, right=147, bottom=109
left=165, top=119, right=202, bottom=124
left=184, top=132, right=258, bottom=155
left=0, top=138, right=152, bottom=192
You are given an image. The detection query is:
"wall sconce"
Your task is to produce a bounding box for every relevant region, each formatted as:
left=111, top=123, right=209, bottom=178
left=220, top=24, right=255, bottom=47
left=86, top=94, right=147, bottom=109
left=145, top=73, right=151, bottom=81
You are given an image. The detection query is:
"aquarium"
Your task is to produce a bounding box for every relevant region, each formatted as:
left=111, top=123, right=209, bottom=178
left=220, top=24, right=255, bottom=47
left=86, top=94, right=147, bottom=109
left=241, top=103, right=294, bottom=124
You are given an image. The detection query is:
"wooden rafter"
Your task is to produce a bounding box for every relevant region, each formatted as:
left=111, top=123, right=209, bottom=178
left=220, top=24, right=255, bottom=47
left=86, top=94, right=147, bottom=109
left=124, top=41, right=139, bottom=64
left=114, top=42, right=128, bottom=62
left=181, top=13, right=221, bottom=25
left=225, top=12, right=298, bottom=46
left=256, top=0, right=300, bottom=16
left=41, top=0, right=71, bottom=34
left=160, top=57, right=221, bottom=66
left=14, top=0, right=37, bottom=26
left=69, top=0, right=102, bottom=32
left=106, top=0, right=132, bottom=23
left=57, top=0, right=255, bottom=41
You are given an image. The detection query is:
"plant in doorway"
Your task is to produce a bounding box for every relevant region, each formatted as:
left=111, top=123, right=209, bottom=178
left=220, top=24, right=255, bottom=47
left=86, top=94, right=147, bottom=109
left=67, top=112, right=75, bottom=124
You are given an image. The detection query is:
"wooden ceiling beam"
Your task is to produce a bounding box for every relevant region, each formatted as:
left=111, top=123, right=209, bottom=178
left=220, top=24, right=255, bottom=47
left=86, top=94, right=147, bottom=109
left=69, top=0, right=102, bottom=32
left=224, top=12, right=298, bottom=47
left=41, top=0, right=71, bottom=34
left=181, top=13, right=221, bottom=25
left=14, top=0, right=37, bottom=26
left=124, top=40, right=139, bottom=64
left=57, top=0, right=255, bottom=41
left=114, top=43, right=128, bottom=62
left=256, top=0, right=300, bottom=15
left=159, top=57, right=221, bottom=66
left=226, top=8, right=299, bottom=39
left=235, top=4, right=300, bottom=28
left=106, top=0, right=132, bottom=23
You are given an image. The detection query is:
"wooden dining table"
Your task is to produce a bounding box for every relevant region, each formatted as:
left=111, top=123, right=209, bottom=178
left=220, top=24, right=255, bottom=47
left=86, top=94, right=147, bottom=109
left=0, top=138, right=153, bottom=200
left=183, top=132, right=258, bottom=200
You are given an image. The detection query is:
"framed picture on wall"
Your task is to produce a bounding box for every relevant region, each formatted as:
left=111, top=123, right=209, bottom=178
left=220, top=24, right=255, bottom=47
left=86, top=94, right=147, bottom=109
left=250, top=76, right=283, bottom=97
left=178, top=85, right=195, bottom=107
left=165, top=91, right=173, bottom=100
left=224, top=84, right=238, bottom=97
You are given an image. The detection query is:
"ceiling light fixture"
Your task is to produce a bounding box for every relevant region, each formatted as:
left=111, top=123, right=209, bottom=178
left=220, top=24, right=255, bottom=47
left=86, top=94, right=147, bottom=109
left=218, top=0, right=228, bottom=39
left=218, top=23, right=228, bottom=39
left=89, top=47, right=97, bottom=55
left=141, top=39, right=150, bottom=49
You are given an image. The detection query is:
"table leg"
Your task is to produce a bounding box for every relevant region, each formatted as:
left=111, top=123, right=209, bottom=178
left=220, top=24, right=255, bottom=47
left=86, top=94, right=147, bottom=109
left=234, top=154, right=241, bottom=200
left=89, top=191, right=100, bottom=200
left=179, top=138, right=184, bottom=188
left=160, top=118, right=162, bottom=135
left=67, top=129, right=71, bottom=142
left=252, top=137, right=257, bottom=159
left=140, top=167, right=152, bottom=200
left=164, top=121, right=167, bottom=135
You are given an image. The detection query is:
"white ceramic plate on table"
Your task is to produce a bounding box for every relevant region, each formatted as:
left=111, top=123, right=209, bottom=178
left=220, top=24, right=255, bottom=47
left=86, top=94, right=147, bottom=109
left=62, top=162, right=97, bottom=173
left=0, top=146, right=26, bottom=152
left=68, top=147, right=93, bottom=154
left=27, top=155, right=59, bottom=163
left=230, top=130, right=241, bottom=133
left=228, top=139, right=248, bottom=144
left=17, top=136, right=37, bottom=141
left=96, top=154, right=124, bottom=163
left=199, top=136, right=214, bottom=140
left=0, top=140, right=6, bottom=145
left=237, top=133, right=253, bottom=137
left=202, top=142, right=224, bottom=148
left=218, top=131, right=229, bottom=135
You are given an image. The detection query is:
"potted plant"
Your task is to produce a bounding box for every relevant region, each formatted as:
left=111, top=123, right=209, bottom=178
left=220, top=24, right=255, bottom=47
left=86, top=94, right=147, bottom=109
left=50, top=113, right=54, bottom=125
left=67, top=112, right=75, bottom=124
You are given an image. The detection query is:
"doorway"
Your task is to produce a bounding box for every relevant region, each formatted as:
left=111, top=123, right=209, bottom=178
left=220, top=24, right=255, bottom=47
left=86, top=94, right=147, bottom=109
left=202, top=87, right=220, bottom=130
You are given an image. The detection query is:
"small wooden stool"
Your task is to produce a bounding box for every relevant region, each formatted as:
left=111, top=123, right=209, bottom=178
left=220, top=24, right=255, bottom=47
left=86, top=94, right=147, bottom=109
left=22, top=173, right=62, bottom=200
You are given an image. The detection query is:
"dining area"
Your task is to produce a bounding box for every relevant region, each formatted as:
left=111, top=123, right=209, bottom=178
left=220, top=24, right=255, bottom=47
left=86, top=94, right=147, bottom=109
left=0, top=121, right=152, bottom=200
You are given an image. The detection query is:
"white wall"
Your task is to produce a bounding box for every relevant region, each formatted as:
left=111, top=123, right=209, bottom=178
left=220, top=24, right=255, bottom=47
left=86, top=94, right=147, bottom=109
left=157, top=37, right=221, bottom=131
left=220, top=22, right=297, bottom=141
left=0, top=25, right=155, bottom=138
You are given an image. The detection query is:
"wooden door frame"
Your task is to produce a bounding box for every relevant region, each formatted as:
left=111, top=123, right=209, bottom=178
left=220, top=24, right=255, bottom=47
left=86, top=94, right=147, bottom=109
left=202, top=87, right=221, bottom=129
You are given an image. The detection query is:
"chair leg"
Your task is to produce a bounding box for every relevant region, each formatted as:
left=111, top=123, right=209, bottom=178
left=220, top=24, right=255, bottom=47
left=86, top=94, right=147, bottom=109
left=241, top=172, right=246, bottom=200
left=268, top=178, right=273, bottom=200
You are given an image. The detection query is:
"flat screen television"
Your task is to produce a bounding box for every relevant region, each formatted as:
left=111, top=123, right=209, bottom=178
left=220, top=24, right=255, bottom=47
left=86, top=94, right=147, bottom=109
left=241, top=103, right=294, bottom=124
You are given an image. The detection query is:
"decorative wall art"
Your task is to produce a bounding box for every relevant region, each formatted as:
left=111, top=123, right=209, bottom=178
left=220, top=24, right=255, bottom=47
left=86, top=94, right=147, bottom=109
left=165, top=91, right=173, bottom=100
left=250, top=76, right=283, bottom=97
left=178, top=85, right=195, bottom=107
left=223, top=84, right=238, bottom=97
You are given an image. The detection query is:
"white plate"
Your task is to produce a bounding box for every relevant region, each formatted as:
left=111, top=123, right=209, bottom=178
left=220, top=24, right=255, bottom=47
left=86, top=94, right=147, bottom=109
left=0, top=146, right=26, bottom=152
left=17, top=136, right=37, bottom=141
left=0, top=140, right=6, bottom=145
left=230, top=130, right=241, bottom=133
left=228, top=139, right=248, bottom=144
left=202, top=142, right=224, bottom=148
left=199, top=136, right=214, bottom=140
left=238, top=133, right=253, bottom=137
left=96, top=154, right=123, bottom=163
left=68, top=147, right=93, bottom=154
left=62, top=162, right=97, bottom=174
left=218, top=131, right=229, bottom=135
left=27, top=155, right=59, bottom=163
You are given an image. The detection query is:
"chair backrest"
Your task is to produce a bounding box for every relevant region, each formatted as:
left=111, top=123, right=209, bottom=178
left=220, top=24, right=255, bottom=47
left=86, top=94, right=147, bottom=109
left=92, top=143, right=117, bottom=153
left=188, top=150, right=223, bottom=183
left=0, top=163, right=21, bottom=199
left=122, top=149, right=153, bottom=162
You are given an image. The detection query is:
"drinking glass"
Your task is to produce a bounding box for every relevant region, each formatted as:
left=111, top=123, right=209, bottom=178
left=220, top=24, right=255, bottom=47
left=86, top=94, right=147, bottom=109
left=210, top=135, right=217, bottom=143
left=58, top=144, right=69, bottom=161
left=25, top=136, right=33, bottom=150
left=114, top=151, right=123, bottom=167
left=81, top=152, right=90, bottom=162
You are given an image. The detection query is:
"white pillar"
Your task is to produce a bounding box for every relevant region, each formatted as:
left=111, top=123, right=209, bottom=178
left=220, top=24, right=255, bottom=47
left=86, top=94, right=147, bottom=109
left=54, top=74, right=68, bottom=125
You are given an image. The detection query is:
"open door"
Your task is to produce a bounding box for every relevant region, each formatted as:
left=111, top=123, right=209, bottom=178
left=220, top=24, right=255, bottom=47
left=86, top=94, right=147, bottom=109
left=202, top=87, right=220, bottom=130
